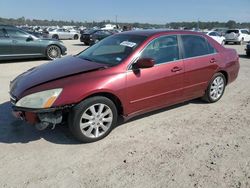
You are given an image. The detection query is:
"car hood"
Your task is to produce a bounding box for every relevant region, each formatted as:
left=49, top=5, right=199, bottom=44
left=10, top=56, right=108, bottom=98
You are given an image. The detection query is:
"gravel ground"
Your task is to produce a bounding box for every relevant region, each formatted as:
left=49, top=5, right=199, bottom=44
left=0, top=40, right=249, bottom=188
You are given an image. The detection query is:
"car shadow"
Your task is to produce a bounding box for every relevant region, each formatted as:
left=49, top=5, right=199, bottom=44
left=118, top=98, right=204, bottom=125
left=0, top=58, right=47, bottom=64
left=239, top=54, right=250, bottom=59
left=72, top=43, right=89, bottom=47
left=0, top=98, right=205, bottom=145
left=0, top=101, right=80, bottom=145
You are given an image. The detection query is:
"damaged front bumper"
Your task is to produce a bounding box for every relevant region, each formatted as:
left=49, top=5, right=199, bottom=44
left=12, top=105, right=74, bottom=130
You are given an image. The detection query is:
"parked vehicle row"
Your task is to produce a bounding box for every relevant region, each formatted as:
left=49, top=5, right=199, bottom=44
left=9, top=30, right=239, bottom=142
left=203, top=31, right=225, bottom=45
left=0, top=25, right=67, bottom=60
left=43, top=28, right=79, bottom=40
left=80, top=29, right=115, bottom=45
left=224, top=29, right=250, bottom=44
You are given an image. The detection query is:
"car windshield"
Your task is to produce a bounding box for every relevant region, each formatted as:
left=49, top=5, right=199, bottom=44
left=226, top=30, right=239, bottom=34
left=77, top=34, right=147, bottom=66
left=84, top=29, right=98, bottom=34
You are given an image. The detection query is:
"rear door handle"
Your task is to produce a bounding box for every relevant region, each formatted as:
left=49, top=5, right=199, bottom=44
left=210, top=58, right=217, bottom=63
left=171, top=66, right=182, bottom=72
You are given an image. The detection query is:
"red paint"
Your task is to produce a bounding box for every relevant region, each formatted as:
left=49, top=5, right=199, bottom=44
left=11, top=30, right=240, bottom=120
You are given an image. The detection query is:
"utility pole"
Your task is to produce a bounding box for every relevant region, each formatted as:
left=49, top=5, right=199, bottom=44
left=197, top=18, right=200, bottom=31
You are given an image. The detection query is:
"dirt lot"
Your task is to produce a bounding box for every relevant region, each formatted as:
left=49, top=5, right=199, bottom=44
left=0, top=40, right=250, bottom=188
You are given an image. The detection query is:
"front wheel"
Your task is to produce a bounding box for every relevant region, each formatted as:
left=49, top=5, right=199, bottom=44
left=68, top=96, right=118, bottom=143
left=202, top=73, right=226, bottom=103
left=46, top=45, right=61, bottom=60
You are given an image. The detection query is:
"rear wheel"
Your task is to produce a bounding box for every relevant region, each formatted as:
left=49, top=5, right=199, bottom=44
left=74, top=34, right=79, bottom=40
left=202, top=73, right=226, bottom=103
left=247, top=51, right=250, bottom=56
left=52, top=34, right=59, bottom=40
left=46, top=45, right=61, bottom=60
left=68, top=96, right=118, bottom=143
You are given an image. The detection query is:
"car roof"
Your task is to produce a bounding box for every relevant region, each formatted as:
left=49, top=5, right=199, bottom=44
left=0, top=25, right=16, bottom=28
left=119, top=29, right=205, bottom=37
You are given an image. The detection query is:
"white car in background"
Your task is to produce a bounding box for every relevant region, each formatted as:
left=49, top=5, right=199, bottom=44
left=204, top=31, right=225, bottom=45
left=224, top=29, right=250, bottom=45
left=44, top=28, right=79, bottom=40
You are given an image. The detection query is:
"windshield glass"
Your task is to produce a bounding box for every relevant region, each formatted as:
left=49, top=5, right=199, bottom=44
left=77, top=34, right=147, bottom=66
left=84, top=29, right=97, bottom=34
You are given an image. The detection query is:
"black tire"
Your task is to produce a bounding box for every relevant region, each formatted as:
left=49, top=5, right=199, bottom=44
left=239, top=38, right=244, bottom=45
left=46, top=45, right=61, bottom=60
left=68, top=96, right=118, bottom=143
left=202, top=73, right=226, bottom=103
left=52, top=34, right=59, bottom=40
left=84, top=42, right=90, bottom=45
left=74, top=34, right=79, bottom=40
left=224, top=41, right=228, bottom=45
left=247, top=51, right=250, bottom=56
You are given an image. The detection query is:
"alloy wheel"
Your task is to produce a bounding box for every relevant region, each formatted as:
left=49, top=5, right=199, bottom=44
left=209, top=76, right=225, bottom=101
left=47, top=45, right=60, bottom=59
left=79, top=103, right=113, bottom=138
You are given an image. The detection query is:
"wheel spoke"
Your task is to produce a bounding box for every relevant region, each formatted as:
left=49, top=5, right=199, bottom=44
left=102, top=109, right=112, bottom=117
left=98, top=104, right=105, bottom=115
left=80, top=121, right=92, bottom=129
left=95, top=127, right=100, bottom=137
left=82, top=113, right=93, bottom=120
left=85, top=126, right=94, bottom=137
left=90, top=106, right=97, bottom=115
left=102, top=117, right=112, bottom=122
left=100, top=123, right=108, bottom=131
left=211, top=85, right=217, bottom=89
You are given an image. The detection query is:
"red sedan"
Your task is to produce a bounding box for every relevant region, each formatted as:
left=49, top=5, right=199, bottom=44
left=10, top=30, right=240, bottom=142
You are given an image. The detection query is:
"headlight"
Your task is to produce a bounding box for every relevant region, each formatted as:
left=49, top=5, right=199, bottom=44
left=16, top=88, right=62, bottom=109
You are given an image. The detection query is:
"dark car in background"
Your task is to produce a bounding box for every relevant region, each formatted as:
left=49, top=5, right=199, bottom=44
left=80, top=29, right=114, bottom=45
left=246, top=42, right=250, bottom=56
left=0, top=25, right=67, bottom=60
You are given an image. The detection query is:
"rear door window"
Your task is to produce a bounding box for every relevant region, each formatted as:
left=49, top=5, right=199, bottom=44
left=181, top=35, right=215, bottom=58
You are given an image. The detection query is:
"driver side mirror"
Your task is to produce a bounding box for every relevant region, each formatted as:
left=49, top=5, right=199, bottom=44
left=134, top=58, right=155, bottom=69
left=26, top=36, right=33, bottom=42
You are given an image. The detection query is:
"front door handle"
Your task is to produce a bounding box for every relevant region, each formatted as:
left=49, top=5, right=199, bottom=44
left=171, top=66, right=182, bottom=72
left=210, top=58, right=217, bottom=63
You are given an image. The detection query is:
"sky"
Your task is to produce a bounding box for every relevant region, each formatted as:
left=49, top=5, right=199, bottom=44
left=0, top=0, right=250, bottom=24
